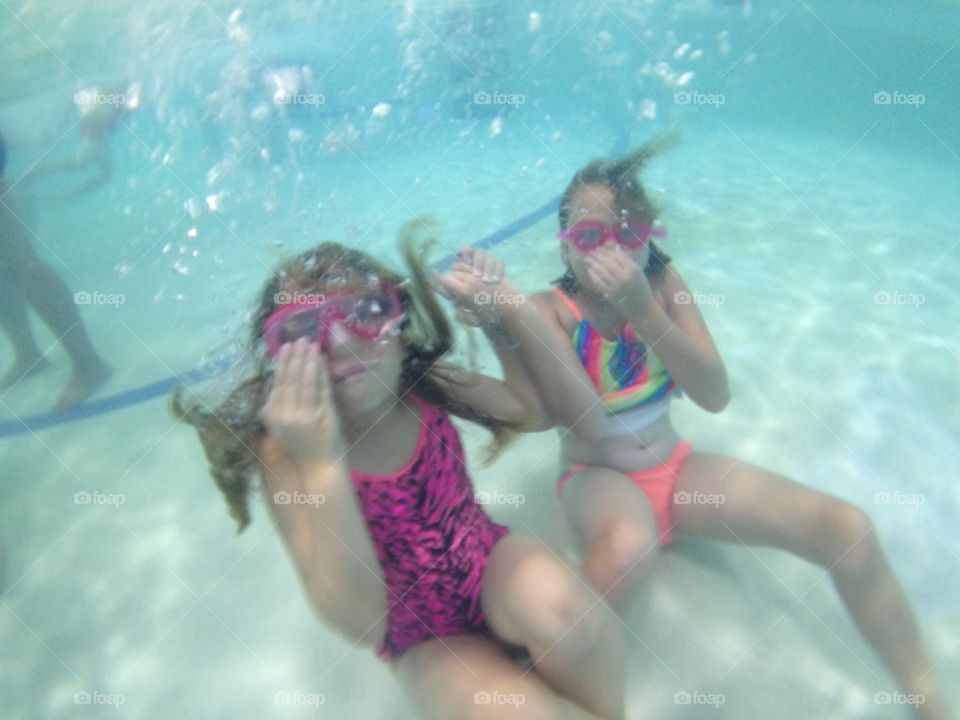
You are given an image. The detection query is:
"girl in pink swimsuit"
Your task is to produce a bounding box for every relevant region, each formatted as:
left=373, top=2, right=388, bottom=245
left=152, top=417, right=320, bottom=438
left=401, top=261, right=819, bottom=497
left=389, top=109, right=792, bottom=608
left=173, top=221, right=627, bottom=720
left=441, top=134, right=951, bottom=719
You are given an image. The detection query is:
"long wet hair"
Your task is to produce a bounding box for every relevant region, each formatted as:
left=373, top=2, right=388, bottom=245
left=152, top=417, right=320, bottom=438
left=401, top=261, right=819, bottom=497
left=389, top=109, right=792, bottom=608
left=554, top=128, right=680, bottom=294
left=172, top=218, right=521, bottom=533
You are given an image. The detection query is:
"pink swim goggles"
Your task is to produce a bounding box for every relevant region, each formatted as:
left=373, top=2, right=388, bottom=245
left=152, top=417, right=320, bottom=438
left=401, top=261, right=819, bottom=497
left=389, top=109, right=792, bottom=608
left=262, top=281, right=405, bottom=358
left=559, top=220, right=665, bottom=254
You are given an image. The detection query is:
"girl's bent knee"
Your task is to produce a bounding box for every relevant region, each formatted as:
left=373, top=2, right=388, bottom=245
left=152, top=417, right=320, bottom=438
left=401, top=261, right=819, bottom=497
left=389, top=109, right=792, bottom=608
left=820, top=501, right=878, bottom=570
left=505, top=555, right=601, bottom=646
left=587, top=518, right=657, bottom=595
left=595, top=519, right=657, bottom=571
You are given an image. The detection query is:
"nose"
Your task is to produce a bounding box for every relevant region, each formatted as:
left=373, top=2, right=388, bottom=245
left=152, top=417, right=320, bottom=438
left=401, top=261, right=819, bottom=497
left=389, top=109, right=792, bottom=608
left=325, top=319, right=354, bottom=352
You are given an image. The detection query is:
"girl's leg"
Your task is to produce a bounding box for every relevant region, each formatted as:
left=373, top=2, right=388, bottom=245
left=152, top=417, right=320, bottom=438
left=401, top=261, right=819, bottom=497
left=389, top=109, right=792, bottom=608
left=0, top=277, right=48, bottom=387
left=481, top=534, right=628, bottom=720
left=12, top=254, right=111, bottom=410
left=559, top=467, right=661, bottom=613
left=395, top=634, right=607, bottom=720
left=672, top=452, right=950, bottom=720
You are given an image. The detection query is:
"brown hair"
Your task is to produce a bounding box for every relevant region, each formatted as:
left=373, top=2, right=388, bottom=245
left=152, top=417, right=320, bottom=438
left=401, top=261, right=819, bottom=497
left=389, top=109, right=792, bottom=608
left=172, top=218, right=521, bottom=533
left=554, top=128, right=681, bottom=294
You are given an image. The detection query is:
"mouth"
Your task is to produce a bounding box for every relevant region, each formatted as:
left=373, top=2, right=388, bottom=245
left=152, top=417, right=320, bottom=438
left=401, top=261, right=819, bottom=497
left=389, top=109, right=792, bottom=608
left=332, top=362, right=375, bottom=383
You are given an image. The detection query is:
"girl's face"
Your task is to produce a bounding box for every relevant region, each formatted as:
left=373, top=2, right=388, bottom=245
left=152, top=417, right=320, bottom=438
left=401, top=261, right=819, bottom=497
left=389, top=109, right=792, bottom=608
left=561, top=184, right=651, bottom=293
left=325, top=318, right=404, bottom=416
left=265, top=280, right=406, bottom=416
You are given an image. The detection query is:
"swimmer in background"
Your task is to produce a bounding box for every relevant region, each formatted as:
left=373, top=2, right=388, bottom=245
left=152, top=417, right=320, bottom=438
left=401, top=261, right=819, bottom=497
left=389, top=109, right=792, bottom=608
left=0, top=131, right=112, bottom=411
left=21, top=82, right=139, bottom=199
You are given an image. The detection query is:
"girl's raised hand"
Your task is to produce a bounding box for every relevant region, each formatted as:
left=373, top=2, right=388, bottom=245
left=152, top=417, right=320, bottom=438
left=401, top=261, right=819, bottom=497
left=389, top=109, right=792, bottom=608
left=455, top=245, right=504, bottom=284
left=585, top=242, right=656, bottom=317
left=435, top=246, right=522, bottom=326
left=259, top=338, right=346, bottom=469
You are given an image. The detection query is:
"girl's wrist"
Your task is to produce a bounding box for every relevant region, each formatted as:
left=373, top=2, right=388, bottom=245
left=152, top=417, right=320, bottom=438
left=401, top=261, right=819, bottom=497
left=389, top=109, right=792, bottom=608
left=483, top=322, right=520, bottom=350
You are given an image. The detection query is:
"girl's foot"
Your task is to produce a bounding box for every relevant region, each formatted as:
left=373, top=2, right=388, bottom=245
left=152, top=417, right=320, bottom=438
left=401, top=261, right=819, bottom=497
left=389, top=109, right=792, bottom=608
left=52, top=361, right=112, bottom=412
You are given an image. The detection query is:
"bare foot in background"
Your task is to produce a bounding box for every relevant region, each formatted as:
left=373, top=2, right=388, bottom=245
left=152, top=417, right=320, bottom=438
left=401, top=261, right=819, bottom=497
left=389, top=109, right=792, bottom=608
left=53, top=360, right=112, bottom=413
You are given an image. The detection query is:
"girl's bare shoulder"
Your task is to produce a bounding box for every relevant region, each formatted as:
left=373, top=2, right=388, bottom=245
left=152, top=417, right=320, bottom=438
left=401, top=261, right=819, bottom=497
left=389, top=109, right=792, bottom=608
left=531, top=287, right=576, bottom=334
left=656, top=265, right=691, bottom=311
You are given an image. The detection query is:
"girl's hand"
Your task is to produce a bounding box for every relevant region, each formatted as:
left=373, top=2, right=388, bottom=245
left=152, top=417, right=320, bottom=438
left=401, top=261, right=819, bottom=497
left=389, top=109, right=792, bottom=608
left=435, top=246, right=523, bottom=326
left=258, top=338, right=346, bottom=469
left=456, top=245, right=504, bottom=284
left=585, top=243, right=656, bottom=318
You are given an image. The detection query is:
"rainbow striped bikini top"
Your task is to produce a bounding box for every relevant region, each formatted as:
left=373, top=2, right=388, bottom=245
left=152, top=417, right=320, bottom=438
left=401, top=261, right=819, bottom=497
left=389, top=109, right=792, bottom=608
left=553, top=288, right=677, bottom=414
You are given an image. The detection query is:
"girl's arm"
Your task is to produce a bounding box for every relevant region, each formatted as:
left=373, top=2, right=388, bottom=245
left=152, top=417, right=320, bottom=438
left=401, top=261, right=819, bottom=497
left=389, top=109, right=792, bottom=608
left=629, top=266, right=729, bottom=412
left=587, top=245, right=729, bottom=413
left=496, top=293, right=608, bottom=440
left=437, top=248, right=608, bottom=441
left=258, top=340, right=386, bottom=643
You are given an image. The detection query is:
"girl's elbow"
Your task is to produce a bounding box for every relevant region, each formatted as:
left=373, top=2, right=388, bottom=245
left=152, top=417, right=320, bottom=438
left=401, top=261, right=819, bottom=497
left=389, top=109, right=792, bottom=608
left=518, top=411, right=556, bottom=433
left=701, top=383, right=730, bottom=414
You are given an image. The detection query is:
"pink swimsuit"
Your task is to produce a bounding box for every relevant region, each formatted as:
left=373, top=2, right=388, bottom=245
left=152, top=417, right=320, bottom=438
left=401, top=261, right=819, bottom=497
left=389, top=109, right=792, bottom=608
left=350, top=394, right=509, bottom=660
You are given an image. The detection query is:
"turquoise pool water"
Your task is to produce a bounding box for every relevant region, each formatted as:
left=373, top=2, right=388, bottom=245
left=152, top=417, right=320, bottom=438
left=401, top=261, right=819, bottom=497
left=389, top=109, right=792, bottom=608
left=1, top=1, right=958, bottom=718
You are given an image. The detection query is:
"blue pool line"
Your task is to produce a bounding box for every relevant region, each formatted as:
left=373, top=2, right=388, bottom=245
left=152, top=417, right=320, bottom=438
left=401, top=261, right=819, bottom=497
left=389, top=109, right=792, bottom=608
left=0, top=132, right=628, bottom=438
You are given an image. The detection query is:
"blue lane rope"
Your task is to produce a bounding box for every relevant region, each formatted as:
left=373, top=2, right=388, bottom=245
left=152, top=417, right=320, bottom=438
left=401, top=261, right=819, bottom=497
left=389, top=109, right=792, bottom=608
left=0, top=132, right=629, bottom=438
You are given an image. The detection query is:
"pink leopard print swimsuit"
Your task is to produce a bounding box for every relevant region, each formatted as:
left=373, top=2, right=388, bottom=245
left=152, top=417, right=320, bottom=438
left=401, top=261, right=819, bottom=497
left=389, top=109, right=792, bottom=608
left=350, top=394, right=510, bottom=660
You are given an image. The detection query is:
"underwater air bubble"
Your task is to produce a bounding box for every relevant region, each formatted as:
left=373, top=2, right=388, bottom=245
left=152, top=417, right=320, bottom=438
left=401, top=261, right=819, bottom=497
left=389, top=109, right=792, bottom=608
left=527, top=12, right=542, bottom=33
left=184, top=198, right=201, bottom=219
left=251, top=104, right=271, bottom=122
left=718, top=30, right=730, bottom=57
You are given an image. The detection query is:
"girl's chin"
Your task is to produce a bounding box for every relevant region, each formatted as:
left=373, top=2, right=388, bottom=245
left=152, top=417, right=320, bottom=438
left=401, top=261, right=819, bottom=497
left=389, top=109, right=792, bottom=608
left=333, top=374, right=394, bottom=409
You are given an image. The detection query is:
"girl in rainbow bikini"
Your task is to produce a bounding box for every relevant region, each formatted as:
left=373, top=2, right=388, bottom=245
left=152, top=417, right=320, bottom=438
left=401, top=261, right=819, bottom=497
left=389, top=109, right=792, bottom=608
left=174, top=222, right=630, bottom=720
left=440, top=133, right=951, bottom=719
